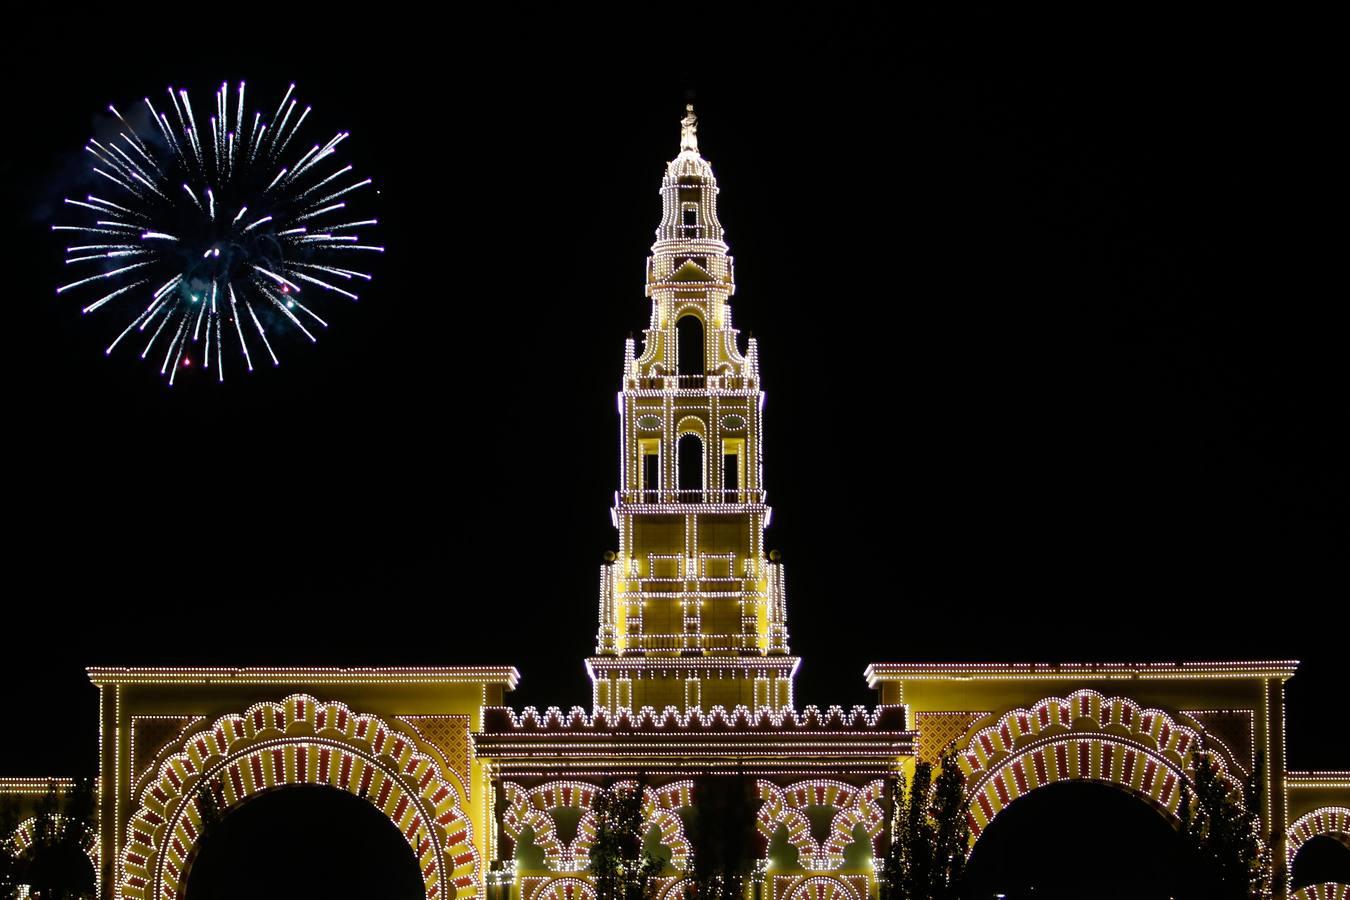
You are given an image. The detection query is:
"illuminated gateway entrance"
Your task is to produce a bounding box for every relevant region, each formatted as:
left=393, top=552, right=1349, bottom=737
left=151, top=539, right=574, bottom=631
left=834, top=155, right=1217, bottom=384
left=3, top=107, right=1346, bottom=900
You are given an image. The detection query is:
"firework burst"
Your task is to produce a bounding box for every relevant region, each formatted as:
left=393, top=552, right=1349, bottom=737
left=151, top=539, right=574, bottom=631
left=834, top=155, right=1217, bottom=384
left=55, top=81, right=382, bottom=384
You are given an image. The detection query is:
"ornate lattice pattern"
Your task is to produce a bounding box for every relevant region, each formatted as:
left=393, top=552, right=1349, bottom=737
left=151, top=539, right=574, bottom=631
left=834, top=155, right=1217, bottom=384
left=1184, top=709, right=1256, bottom=774
left=131, top=716, right=203, bottom=785
left=400, top=715, right=472, bottom=800
left=915, top=711, right=987, bottom=765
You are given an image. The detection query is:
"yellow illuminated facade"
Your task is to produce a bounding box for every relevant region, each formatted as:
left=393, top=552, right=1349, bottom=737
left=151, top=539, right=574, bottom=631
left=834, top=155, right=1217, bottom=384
left=2, top=107, right=1346, bottom=900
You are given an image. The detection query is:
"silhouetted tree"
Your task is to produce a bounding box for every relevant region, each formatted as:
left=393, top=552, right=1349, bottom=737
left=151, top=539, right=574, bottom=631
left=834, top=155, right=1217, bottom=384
left=0, top=795, right=21, bottom=900
left=19, top=779, right=97, bottom=900
left=1179, top=749, right=1274, bottom=899
left=687, top=777, right=758, bottom=900
left=879, top=749, right=968, bottom=900
left=195, top=777, right=223, bottom=841
left=590, top=780, right=662, bottom=900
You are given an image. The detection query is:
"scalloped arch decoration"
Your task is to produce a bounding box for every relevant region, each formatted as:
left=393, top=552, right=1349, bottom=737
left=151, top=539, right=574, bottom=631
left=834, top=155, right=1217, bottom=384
left=642, top=780, right=694, bottom=870
left=756, top=780, right=885, bottom=871
left=118, top=694, right=478, bottom=900
left=502, top=780, right=694, bottom=873
left=502, top=781, right=603, bottom=872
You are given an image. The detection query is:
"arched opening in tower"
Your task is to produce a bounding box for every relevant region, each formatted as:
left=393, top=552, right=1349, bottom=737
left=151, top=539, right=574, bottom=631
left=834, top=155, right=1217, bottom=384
left=678, top=432, right=705, bottom=497
left=184, top=784, right=426, bottom=900
left=677, top=314, right=704, bottom=377
left=962, top=781, right=1213, bottom=899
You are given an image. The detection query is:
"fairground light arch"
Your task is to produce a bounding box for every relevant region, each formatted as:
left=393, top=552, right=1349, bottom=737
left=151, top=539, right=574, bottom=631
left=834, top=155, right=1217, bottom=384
left=118, top=694, right=478, bottom=900
left=956, top=690, right=1245, bottom=839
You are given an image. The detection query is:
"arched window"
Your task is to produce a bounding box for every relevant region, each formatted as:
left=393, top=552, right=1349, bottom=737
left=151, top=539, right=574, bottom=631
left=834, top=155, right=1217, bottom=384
left=677, top=314, right=704, bottom=377
left=678, top=433, right=704, bottom=497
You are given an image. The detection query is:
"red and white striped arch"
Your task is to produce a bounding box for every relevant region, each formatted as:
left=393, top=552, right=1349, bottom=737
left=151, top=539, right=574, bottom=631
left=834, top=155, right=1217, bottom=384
left=1291, top=885, right=1350, bottom=900
left=958, top=690, right=1240, bottom=839
left=785, top=876, right=861, bottom=900
left=118, top=695, right=478, bottom=900
left=532, top=876, right=597, bottom=900
left=1287, top=807, right=1350, bottom=869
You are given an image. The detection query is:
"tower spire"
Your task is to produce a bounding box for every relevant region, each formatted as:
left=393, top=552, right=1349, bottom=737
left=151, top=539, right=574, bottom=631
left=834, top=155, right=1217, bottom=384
left=588, top=107, right=797, bottom=715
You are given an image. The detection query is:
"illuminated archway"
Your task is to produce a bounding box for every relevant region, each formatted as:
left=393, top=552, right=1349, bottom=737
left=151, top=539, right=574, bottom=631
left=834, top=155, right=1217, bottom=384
left=119, top=694, right=478, bottom=900
left=1288, top=807, right=1350, bottom=870
left=957, top=691, right=1240, bottom=838
left=8, top=814, right=100, bottom=894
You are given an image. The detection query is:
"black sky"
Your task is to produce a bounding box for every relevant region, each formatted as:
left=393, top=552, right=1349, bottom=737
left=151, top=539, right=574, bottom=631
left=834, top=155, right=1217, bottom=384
left=1, top=8, right=1344, bottom=777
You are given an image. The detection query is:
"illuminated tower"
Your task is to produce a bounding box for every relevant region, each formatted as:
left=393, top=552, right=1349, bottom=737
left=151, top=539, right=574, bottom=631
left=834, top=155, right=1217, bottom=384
left=588, top=106, right=797, bottom=714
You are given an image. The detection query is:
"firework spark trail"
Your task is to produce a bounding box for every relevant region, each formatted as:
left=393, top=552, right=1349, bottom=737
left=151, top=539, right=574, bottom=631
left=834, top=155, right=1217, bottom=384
left=82, top=278, right=149, bottom=314
left=259, top=285, right=316, bottom=342
left=289, top=269, right=358, bottom=301
left=295, top=164, right=352, bottom=200
left=109, top=105, right=148, bottom=153
left=143, top=304, right=177, bottom=359
left=275, top=105, right=310, bottom=160
left=246, top=300, right=278, bottom=366
left=272, top=100, right=297, bottom=159
left=56, top=82, right=379, bottom=382
left=229, top=284, right=253, bottom=372
left=236, top=83, right=246, bottom=143
left=85, top=195, right=143, bottom=218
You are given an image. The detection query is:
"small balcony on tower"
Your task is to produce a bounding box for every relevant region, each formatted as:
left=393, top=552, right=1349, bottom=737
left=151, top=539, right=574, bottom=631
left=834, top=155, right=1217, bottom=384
left=616, top=487, right=767, bottom=506
left=628, top=373, right=753, bottom=392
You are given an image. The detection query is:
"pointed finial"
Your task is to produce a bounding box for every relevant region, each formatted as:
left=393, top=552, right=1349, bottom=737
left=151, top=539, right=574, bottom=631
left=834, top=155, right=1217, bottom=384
left=680, top=103, right=699, bottom=153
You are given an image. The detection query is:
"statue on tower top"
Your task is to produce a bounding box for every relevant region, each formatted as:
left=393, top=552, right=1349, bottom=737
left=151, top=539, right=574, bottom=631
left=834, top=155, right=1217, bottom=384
left=680, top=103, right=699, bottom=153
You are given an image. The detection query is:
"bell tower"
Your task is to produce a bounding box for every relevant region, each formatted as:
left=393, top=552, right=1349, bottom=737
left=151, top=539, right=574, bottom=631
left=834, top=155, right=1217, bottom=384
left=588, top=106, right=798, bottom=714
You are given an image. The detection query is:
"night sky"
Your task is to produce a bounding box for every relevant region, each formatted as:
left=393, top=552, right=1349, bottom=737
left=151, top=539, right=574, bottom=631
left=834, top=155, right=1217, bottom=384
left=2, top=8, right=1344, bottom=781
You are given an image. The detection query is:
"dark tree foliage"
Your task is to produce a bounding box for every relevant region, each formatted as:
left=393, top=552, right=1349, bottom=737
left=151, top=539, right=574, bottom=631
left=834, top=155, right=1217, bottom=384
left=879, top=750, right=969, bottom=900
left=15, top=778, right=97, bottom=900
left=1178, top=750, right=1275, bottom=899
left=589, top=780, right=662, bottom=900
left=686, top=777, right=759, bottom=900
left=195, top=778, right=224, bottom=842
left=0, top=796, right=21, bottom=900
